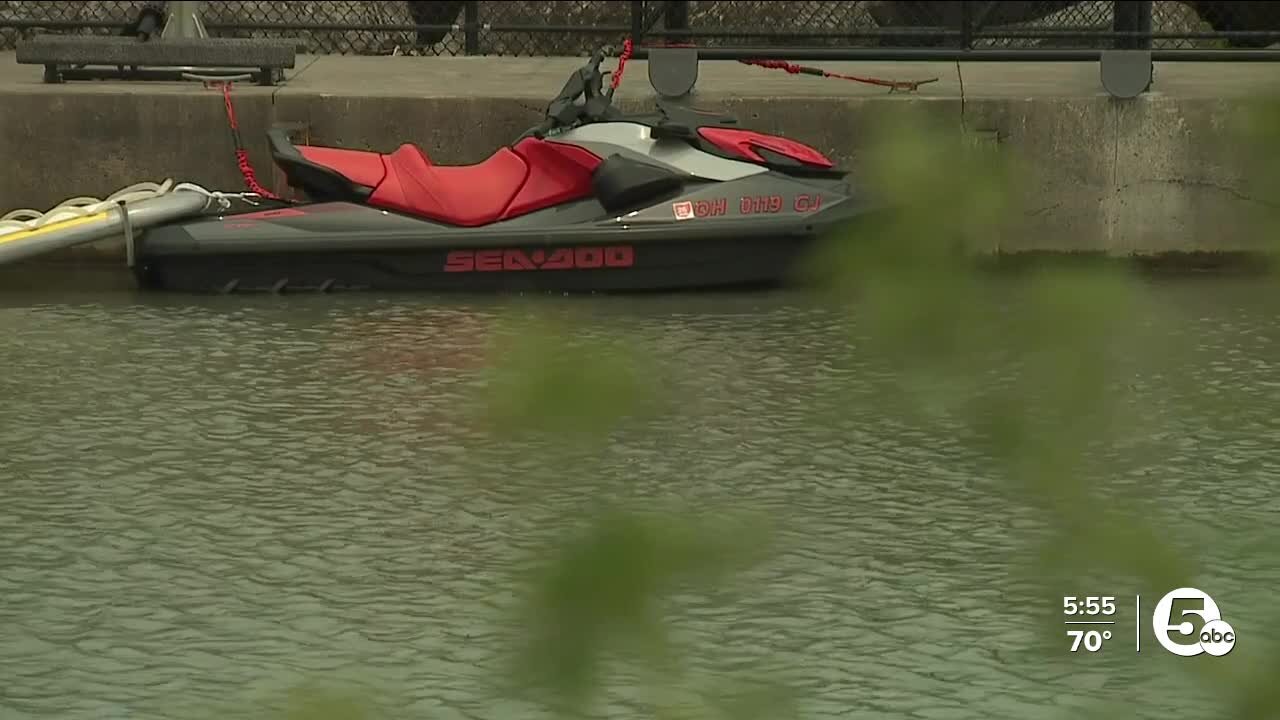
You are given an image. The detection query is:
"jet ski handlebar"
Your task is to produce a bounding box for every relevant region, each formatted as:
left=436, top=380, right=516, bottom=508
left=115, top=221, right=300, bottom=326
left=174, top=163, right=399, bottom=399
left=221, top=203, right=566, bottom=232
left=518, top=47, right=619, bottom=141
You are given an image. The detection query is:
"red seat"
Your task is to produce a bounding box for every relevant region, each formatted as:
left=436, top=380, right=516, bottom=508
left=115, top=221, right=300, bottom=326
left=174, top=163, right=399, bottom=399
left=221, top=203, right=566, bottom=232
left=501, top=138, right=601, bottom=220
left=368, top=144, right=531, bottom=226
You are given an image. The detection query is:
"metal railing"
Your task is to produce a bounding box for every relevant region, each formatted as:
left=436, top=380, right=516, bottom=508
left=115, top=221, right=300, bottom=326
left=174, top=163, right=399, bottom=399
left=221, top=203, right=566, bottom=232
left=2, top=1, right=1278, bottom=60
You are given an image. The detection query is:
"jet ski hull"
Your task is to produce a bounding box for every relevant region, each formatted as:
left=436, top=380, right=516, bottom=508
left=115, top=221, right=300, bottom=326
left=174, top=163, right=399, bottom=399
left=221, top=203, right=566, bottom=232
left=133, top=178, right=873, bottom=294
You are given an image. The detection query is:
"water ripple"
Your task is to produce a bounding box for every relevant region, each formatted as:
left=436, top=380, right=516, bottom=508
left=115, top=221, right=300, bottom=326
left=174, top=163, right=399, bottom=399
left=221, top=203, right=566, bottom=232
left=1, top=285, right=1277, bottom=720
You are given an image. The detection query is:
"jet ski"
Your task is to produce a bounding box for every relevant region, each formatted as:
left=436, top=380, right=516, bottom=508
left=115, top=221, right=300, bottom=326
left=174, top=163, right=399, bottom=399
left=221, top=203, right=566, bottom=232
left=132, top=47, right=877, bottom=294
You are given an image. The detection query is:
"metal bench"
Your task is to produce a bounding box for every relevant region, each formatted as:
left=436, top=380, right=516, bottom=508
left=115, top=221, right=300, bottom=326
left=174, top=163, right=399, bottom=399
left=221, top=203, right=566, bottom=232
left=14, top=1, right=296, bottom=86
left=16, top=35, right=297, bottom=86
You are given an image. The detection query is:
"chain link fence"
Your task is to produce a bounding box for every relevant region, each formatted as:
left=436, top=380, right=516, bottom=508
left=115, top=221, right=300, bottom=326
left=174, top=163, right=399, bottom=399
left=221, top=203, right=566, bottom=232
left=2, top=1, right=1278, bottom=55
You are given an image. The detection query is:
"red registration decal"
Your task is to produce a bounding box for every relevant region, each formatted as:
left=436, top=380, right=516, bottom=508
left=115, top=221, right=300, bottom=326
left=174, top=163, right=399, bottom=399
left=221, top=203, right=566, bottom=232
left=794, top=194, right=823, bottom=213
left=673, top=198, right=728, bottom=220
left=692, top=198, right=728, bottom=217
left=740, top=195, right=783, bottom=215
left=443, top=246, right=635, bottom=273
left=737, top=194, right=824, bottom=215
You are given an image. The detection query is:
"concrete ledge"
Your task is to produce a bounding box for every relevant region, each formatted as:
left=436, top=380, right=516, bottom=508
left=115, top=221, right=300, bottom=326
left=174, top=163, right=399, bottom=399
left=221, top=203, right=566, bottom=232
left=1, top=52, right=1277, bottom=265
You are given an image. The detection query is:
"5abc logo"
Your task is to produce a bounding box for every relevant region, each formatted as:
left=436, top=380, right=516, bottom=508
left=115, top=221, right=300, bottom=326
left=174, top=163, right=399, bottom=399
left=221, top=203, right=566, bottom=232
left=1151, top=587, right=1236, bottom=657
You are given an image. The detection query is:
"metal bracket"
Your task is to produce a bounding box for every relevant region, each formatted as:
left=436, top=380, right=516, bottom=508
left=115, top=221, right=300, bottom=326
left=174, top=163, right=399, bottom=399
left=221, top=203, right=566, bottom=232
left=648, top=46, right=700, bottom=100
left=118, top=200, right=137, bottom=268
left=181, top=71, right=255, bottom=83
left=1100, top=50, right=1153, bottom=99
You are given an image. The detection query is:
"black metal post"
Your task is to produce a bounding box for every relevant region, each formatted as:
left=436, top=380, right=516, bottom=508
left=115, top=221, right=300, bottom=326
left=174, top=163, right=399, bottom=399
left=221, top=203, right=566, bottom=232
left=463, top=1, right=479, bottom=55
left=1113, top=0, right=1153, bottom=50
left=630, top=1, right=644, bottom=43
left=665, top=1, right=689, bottom=33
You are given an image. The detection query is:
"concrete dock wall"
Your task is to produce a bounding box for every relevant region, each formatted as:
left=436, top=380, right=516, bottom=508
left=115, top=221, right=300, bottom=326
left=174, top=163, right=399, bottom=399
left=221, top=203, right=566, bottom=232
left=1, top=54, right=1277, bottom=263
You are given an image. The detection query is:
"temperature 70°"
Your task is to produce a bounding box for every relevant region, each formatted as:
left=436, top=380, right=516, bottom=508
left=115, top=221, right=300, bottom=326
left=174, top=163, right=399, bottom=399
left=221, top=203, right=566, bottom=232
left=1068, top=629, right=1112, bottom=652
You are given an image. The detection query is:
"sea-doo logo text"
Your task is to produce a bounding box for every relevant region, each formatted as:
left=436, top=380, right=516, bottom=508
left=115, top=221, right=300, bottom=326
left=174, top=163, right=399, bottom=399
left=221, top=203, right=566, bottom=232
left=443, top=246, right=635, bottom=273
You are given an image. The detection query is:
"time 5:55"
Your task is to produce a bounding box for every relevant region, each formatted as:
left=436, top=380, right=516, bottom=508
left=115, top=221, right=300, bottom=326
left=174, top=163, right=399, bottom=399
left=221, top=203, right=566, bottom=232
left=1064, top=596, right=1116, bottom=615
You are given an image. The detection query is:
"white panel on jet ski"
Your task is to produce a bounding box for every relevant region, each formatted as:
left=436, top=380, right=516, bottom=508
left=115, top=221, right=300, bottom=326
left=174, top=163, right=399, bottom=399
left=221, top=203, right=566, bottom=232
left=553, top=122, right=768, bottom=182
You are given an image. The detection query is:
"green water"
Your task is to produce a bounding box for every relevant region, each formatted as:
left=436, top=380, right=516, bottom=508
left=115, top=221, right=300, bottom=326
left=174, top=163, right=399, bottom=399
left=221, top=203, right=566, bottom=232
left=1, top=278, right=1277, bottom=720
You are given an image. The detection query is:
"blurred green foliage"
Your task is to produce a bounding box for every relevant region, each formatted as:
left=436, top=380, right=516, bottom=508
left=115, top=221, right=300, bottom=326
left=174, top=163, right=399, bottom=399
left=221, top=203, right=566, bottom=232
left=504, top=507, right=776, bottom=718
left=238, top=681, right=392, bottom=720
left=270, top=94, right=1280, bottom=719
left=478, top=313, right=671, bottom=442
left=477, top=98, right=1280, bottom=719
left=275, top=686, right=379, bottom=720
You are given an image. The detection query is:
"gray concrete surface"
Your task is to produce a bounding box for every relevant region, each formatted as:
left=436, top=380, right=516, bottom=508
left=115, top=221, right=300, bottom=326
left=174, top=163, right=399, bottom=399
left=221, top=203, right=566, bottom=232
left=1, top=52, right=1278, bottom=265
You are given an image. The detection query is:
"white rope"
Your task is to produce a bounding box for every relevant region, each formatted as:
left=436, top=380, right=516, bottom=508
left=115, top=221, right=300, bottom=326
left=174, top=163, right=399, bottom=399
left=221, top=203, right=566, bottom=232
left=0, top=180, right=265, bottom=238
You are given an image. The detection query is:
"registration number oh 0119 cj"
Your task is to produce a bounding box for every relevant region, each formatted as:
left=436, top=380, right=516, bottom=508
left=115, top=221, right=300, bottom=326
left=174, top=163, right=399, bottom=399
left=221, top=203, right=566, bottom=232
left=443, top=246, right=635, bottom=273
